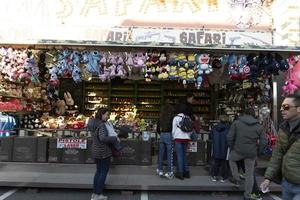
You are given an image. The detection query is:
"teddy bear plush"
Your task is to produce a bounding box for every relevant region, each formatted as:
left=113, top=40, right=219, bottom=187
left=53, top=99, right=66, bottom=115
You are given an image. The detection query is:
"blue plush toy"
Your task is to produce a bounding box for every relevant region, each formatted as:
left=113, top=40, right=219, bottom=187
left=82, top=51, right=100, bottom=75
left=72, top=64, right=82, bottom=83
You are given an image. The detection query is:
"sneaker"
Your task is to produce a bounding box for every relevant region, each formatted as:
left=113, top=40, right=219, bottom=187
left=183, top=171, right=190, bottom=178
left=156, top=169, right=164, bottom=177
left=248, top=193, right=262, bottom=200
left=211, top=176, right=217, bottom=182
left=91, top=193, right=95, bottom=200
left=220, top=178, right=226, bottom=183
left=239, top=173, right=246, bottom=180
left=93, top=194, right=108, bottom=200
left=175, top=172, right=184, bottom=180
left=164, top=172, right=174, bottom=180
left=229, top=177, right=241, bottom=187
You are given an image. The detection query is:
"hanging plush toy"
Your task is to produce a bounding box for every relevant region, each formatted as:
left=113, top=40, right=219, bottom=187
left=282, top=56, right=300, bottom=95
left=130, top=52, right=146, bottom=80
left=195, top=53, right=213, bottom=88
left=168, top=65, right=178, bottom=80
left=237, top=55, right=250, bottom=80
left=71, top=64, right=82, bottom=83
left=158, top=50, right=169, bottom=80
left=228, top=54, right=239, bottom=80
left=116, top=54, right=127, bottom=79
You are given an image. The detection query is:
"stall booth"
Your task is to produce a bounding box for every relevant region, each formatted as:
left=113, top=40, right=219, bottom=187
left=0, top=0, right=300, bottom=166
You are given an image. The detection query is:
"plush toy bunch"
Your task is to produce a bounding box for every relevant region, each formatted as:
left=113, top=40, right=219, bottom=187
left=282, top=54, right=300, bottom=95
left=0, top=47, right=40, bottom=83
left=228, top=53, right=289, bottom=81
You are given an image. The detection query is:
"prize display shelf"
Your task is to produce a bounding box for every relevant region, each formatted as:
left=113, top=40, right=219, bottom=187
left=163, top=81, right=212, bottom=120
left=82, top=79, right=213, bottom=120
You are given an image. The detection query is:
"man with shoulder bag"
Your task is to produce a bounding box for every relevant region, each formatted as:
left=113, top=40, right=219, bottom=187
left=261, top=94, right=300, bottom=200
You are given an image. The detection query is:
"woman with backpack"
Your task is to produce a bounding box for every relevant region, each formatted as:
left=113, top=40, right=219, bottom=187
left=172, top=106, right=193, bottom=180
left=156, top=104, right=175, bottom=179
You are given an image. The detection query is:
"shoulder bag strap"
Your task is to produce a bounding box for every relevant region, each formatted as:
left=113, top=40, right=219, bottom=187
left=284, top=133, right=300, bottom=155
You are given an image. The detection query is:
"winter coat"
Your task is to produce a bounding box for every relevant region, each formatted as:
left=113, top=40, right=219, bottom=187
left=227, top=115, right=266, bottom=159
left=87, top=118, right=117, bottom=159
left=211, top=122, right=230, bottom=159
left=264, top=120, right=300, bottom=184
left=172, top=113, right=192, bottom=140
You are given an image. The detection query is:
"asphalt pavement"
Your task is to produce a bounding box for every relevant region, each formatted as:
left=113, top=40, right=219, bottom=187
left=0, top=187, right=282, bottom=200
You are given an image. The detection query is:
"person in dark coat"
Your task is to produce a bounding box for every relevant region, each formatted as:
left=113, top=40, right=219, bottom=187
left=87, top=107, right=120, bottom=200
left=156, top=104, right=175, bottom=179
left=211, top=114, right=230, bottom=182
left=227, top=108, right=267, bottom=200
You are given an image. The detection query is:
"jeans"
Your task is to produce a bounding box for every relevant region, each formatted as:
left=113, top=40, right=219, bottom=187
left=93, top=157, right=111, bottom=195
left=157, top=132, right=173, bottom=173
left=212, top=158, right=228, bottom=179
left=229, top=150, right=256, bottom=198
left=175, top=142, right=189, bottom=173
left=282, top=179, right=300, bottom=200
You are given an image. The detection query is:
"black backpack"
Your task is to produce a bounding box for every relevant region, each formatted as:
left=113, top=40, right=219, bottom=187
left=177, top=115, right=194, bottom=132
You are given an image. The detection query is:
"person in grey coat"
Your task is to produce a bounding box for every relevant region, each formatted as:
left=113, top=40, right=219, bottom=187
left=87, top=107, right=120, bottom=200
left=227, top=108, right=267, bottom=200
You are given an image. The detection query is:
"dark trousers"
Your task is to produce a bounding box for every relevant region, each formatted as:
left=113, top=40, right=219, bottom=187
left=93, top=157, right=111, bottom=195
left=212, top=158, right=228, bottom=179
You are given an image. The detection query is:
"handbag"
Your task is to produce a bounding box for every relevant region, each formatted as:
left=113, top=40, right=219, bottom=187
left=190, top=131, right=198, bottom=141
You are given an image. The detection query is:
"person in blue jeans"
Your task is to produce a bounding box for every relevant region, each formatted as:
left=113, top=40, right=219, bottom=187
left=87, top=107, right=121, bottom=200
left=156, top=104, right=175, bottom=179
left=172, top=112, right=193, bottom=180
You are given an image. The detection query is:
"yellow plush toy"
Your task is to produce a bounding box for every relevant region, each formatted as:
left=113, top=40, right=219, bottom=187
left=168, top=65, right=178, bottom=80
left=186, top=69, right=196, bottom=83
left=178, top=67, right=187, bottom=85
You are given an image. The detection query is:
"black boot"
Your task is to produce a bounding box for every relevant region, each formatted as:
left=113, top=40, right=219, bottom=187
left=175, top=172, right=184, bottom=180
left=183, top=171, right=190, bottom=178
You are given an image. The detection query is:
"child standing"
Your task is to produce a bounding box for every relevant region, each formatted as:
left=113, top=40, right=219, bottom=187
left=211, top=114, right=230, bottom=182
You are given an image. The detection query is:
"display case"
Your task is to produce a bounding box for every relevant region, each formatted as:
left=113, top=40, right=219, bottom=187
left=136, top=81, right=162, bottom=119
left=83, top=80, right=109, bottom=115
left=163, top=81, right=212, bottom=120
left=82, top=79, right=213, bottom=122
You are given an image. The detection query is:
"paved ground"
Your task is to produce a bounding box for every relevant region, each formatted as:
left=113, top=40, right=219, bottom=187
left=0, top=162, right=280, bottom=192
left=0, top=188, right=282, bottom=200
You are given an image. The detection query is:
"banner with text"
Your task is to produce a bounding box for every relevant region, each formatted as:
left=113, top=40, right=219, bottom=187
left=57, top=138, right=87, bottom=149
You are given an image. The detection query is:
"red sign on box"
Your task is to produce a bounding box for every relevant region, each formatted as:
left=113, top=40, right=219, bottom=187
left=57, top=138, right=87, bottom=149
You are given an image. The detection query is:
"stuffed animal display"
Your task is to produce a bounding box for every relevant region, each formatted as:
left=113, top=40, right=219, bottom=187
left=0, top=48, right=40, bottom=84
left=282, top=55, right=300, bottom=95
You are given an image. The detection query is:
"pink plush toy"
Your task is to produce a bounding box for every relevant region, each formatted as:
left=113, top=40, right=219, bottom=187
left=283, top=58, right=300, bottom=95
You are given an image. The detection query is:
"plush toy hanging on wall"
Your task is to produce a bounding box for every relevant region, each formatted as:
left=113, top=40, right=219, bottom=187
left=282, top=55, right=300, bottom=95
left=158, top=50, right=169, bottom=80
left=195, top=53, right=213, bottom=89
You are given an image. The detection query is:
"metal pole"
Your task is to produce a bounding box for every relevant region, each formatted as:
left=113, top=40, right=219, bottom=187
left=273, top=81, right=278, bottom=129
